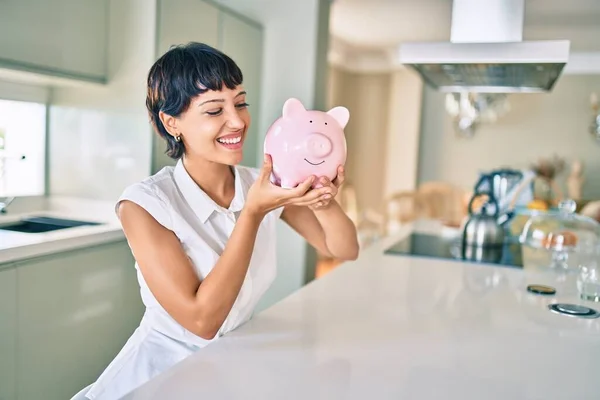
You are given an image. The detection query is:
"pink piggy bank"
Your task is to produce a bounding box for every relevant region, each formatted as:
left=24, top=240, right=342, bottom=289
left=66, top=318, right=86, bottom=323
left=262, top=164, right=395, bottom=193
left=263, top=98, right=349, bottom=189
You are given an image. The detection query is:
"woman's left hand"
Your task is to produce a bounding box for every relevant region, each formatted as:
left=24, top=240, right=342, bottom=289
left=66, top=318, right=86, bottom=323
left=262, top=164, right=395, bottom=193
left=309, top=165, right=345, bottom=211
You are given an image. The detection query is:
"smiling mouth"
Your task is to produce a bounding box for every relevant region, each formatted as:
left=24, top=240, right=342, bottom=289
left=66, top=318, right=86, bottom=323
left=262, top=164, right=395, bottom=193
left=304, top=158, right=324, bottom=166
left=216, top=134, right=243, bottom=144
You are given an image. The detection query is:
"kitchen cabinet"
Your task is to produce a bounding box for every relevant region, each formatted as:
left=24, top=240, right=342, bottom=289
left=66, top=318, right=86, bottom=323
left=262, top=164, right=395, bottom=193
left=15, top=240, right=143, bottom=400
left=152, top=0, right=265, bottom=172
left=219, top=11, right=264, bottom=168
left=152, top=0, right=220, bottom=173
left=0, top=267, right=17, bottom=400
left=156, top=0, right=219, bottom=55
left=0, top=0, right=109, bottom=84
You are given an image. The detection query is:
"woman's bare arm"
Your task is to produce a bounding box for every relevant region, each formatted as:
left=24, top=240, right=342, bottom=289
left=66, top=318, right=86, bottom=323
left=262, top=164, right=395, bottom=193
left=118, top=201, right=263, bottom=340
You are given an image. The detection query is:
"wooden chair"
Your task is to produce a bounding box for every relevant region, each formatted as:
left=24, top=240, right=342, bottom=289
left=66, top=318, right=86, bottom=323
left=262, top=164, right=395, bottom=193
left=384, top=191, right=422, bottom=235
left=416, top=182, right=467, bottom=228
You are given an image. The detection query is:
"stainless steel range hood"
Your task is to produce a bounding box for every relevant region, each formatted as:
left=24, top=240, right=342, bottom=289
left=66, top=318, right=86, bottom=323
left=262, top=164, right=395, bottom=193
left=399, top=0, right=570, bottom=93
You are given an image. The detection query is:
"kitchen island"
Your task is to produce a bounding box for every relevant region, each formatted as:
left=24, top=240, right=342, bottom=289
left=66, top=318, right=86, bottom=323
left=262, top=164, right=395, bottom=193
left=123, top=220, right=600, bottom=400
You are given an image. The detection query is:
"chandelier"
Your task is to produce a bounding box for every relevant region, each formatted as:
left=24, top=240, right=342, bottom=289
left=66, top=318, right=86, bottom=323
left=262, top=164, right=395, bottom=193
left=445, top=92, right=511, bottom=138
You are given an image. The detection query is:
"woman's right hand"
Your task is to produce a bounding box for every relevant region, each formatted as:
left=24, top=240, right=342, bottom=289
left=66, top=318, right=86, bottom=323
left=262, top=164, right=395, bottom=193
left=245, top=154, right=334, bottom=218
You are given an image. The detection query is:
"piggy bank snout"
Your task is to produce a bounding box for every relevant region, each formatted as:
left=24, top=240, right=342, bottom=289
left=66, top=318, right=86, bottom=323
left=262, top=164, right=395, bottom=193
left=306, top=133, right=333, bottom=158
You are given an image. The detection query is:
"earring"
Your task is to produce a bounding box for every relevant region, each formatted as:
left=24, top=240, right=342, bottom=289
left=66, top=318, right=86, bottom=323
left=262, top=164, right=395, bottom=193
left=174, top=134, right=181, bottom=142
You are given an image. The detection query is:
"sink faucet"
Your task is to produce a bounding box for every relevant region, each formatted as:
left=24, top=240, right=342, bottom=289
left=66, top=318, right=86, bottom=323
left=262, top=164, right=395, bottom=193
left=0, top=197, right=15, bottom=214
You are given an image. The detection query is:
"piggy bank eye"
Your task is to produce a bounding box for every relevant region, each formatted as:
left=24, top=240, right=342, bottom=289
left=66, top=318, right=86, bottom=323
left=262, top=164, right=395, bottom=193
left=310, top=120, right=313, bottom=123
left=325, top=122, right=328, bottom=125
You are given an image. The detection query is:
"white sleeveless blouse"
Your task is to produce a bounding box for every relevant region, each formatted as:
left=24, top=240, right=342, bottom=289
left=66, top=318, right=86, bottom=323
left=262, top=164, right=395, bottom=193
left=86, top=160, right=283, bottom=399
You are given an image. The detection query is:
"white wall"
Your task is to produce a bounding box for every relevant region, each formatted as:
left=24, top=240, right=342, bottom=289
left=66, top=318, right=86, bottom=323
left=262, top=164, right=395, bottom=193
left=418, top=75, right=600, bottom=199
left=384, top=69, right=423, bottom=197
left=328, top=67, right=390, bottom=214
left=49, top=0, right=156, bottom=201
left=327, top=66, right=423, bottom=215
left=254, top=1, right=325, bottom=141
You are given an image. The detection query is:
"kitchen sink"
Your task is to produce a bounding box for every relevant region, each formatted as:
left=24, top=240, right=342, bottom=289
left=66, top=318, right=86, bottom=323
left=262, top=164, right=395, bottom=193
left=0, top=216, right=102, bottom=233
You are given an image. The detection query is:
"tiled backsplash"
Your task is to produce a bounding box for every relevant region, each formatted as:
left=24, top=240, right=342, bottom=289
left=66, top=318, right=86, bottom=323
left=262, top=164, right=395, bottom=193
left=49, top=106, right=151, bottom=201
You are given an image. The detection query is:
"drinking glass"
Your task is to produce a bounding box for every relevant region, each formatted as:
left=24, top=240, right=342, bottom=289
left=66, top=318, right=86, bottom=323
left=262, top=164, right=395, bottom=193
left=577, top=243, right=600, bottom=302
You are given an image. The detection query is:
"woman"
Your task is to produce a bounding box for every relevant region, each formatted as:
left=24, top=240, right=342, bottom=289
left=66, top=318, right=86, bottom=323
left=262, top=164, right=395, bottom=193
left=84, top=42, right=359, bottom=399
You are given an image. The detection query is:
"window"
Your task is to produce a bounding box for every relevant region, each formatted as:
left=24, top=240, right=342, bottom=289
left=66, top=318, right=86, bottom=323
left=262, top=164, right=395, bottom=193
left=0, top=98, right=46, bottom=197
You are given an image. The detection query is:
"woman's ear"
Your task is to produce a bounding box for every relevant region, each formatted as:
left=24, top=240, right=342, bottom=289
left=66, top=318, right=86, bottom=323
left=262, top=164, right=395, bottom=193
left=159, top=111, right=179, bottom=137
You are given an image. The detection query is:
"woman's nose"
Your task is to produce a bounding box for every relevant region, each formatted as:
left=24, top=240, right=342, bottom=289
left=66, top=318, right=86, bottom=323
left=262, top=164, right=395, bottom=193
left=226, top=108, right=245, bottom=130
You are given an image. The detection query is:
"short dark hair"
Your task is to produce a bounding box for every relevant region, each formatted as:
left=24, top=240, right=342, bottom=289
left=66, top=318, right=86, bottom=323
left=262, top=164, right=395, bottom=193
left=146, top=42, right=244, bottom=159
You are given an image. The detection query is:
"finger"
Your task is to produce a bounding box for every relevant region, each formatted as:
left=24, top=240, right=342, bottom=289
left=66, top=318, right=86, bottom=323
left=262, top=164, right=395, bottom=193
left=290, top=187, right=332, bottom=204
left=334, top=166, right=345, bottom=187
left=293, top=196, right=332, bottom=208
left=305, top=198, right=331, bottom=208
left=286, top=175, right=315, bottom=198
left=331, top=167, right=343, bottom=186
left=316, top=190, right=334, bottom=201
left=317, top=177, right=337, bottom=197
left=312, top=201, right=327, bottom=208
left=298, top=199, right=326, bottom=207
left=259, top=154, right=273, bottom=181
left=326, top=184, right=338, bottom=198
left=319, top=176, right=331, bottom=187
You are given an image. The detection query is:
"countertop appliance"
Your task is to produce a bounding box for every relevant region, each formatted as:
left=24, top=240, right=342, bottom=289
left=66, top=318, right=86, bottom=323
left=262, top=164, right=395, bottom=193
left=385, top=233, right=523, bottom=268
left=473, top=168, right=535, bottom=213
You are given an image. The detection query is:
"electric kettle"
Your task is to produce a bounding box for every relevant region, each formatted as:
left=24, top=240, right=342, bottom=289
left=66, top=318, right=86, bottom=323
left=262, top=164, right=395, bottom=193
left=473, top=168, right=535, bottom=213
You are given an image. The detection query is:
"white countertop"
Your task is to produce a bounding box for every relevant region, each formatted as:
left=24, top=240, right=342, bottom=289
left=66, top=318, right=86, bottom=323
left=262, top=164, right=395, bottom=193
left=123, top=221, right=600, bottom=400
left=0, top=196, right=124, bottom=266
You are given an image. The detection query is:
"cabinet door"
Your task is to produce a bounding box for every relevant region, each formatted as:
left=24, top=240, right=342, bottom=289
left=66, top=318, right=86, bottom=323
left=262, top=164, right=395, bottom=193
left=0, top=0, right=109, bottom=82
left=157, top=0, right=219, bottom=56
left=0, top=267, right=17, bottom=400
left=219, top=12, right=264, bottom=168
left=153, top=0, right=220, bottom=173
left=16, top=241, right=143, bottom=400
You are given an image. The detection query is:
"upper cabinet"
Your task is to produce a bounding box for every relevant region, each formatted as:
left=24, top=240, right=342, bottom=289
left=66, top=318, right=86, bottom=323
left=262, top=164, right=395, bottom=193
left=220, top=11, right=263, bottom=168
left=153, top=0, right=221, bottom=172
left=0, top=0, right=109, bottom=84
left=157, top=0, right=219, bottom=55
left=153, top=0, right=264, bottom=172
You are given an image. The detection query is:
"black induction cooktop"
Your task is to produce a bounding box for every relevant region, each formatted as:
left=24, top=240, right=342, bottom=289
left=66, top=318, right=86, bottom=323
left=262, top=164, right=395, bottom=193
left=384, top=233, right=523, bottom=268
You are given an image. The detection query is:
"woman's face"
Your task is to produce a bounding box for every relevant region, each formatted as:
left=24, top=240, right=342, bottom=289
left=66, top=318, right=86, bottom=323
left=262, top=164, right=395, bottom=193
left=162, top=85, right=250, bottom=165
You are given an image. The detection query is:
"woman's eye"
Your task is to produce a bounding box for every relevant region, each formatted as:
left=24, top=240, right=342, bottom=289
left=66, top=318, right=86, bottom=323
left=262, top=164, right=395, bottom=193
left=206, top=109, right=223, bottom=116
left=236, top=102, right=249, bottom=109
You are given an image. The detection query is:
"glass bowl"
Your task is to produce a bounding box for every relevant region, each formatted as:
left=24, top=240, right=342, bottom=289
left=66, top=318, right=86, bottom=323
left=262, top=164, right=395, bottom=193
left=519, top=199, right=600, bottom=271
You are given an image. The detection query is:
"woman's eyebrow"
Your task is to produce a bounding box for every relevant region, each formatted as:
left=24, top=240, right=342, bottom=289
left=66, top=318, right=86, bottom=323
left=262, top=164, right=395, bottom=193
left=198, top=91, right=247, bottom=106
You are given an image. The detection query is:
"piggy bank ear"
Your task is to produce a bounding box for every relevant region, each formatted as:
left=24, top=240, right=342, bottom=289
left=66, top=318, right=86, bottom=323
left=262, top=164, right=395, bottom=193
left=282, top=98, right=306, bottom=118
left=327, top=106, right=350, bottom=129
